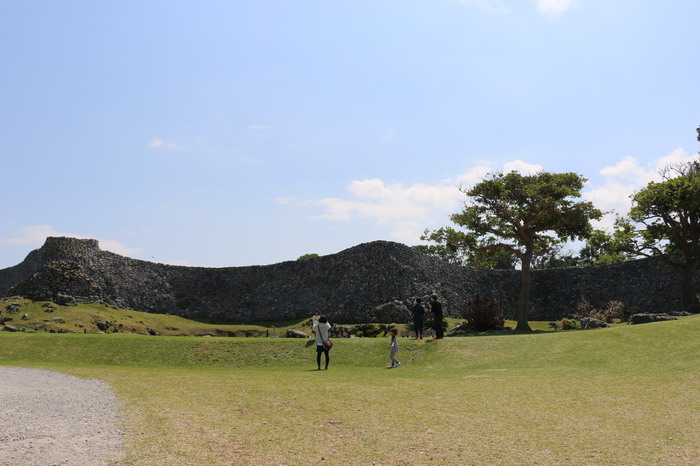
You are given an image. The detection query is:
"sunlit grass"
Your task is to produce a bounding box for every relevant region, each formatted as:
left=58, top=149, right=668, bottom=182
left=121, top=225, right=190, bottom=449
left=2, top=314, right=699, bottom=464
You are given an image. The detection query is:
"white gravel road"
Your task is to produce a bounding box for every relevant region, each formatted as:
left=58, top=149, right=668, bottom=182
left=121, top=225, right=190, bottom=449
left=0, top=366, right=125, bottom=465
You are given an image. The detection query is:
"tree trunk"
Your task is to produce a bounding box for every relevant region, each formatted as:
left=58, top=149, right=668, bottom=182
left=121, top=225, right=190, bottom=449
left=680, top=261, right=699, bottom=312
left=516, top=248, right=533, bottom=332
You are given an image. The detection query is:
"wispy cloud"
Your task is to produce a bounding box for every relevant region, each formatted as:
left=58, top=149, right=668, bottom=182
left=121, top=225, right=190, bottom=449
left=284, top=160, right=544, bottom=244
left=2, top=225, right=64, bottom=244
left=1, top=225, right=142, bottom=257
left=537, top=0, right=578, bottom=17
left=148, top=138, right=179, bottom=150
left=503, top=159, right=544, bottom=175
left=282, top=150, right=697, bottom=245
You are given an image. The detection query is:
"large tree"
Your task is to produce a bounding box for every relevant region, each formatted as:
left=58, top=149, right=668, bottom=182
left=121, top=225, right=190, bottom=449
left=428, top=171, right=602, bottom=331
left=615, top=158, right=700, bottom=312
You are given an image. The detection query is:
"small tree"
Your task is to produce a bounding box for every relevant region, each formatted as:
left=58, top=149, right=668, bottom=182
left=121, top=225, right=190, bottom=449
left=615, top=157, right=700, bottom=312
left=577, top=229, right=629, bottom=265
left=463, top=294, right=505, bottom=332
left=420, top=227, right=517, bottom=269
left=412, top=242, right=468, bottom=266
left=426, top=171, right=602, bottom=331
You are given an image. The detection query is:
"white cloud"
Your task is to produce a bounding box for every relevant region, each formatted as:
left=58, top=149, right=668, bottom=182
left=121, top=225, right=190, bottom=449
left=503, top=159, right=544, bottom=175
left=148, top=138, right=178, bottom=150
left=583, top=147, right=696, bottom=229
left=654, top=147, right=693, bottom=173
left=454, top=165, right=492, bottom=186
left=537, top=0, right=578, bottom=16
left=291, top=150, right=699, bottom=243
left=95, top=239, right=142, bottom=257
left=293, top=159, right=548, bottom=244
left=1, top=225, right=141, bottom=257
left=311, top=179, right=466, bottom=240
left=599, top=156, right=650, bottom=184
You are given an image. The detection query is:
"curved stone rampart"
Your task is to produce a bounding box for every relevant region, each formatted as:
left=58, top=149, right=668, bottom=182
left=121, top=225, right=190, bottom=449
left=0, top=237, right=697, bottom=322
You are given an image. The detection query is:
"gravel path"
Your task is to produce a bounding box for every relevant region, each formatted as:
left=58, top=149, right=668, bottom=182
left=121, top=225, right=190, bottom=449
left=0, top=366, right=125, bottom=465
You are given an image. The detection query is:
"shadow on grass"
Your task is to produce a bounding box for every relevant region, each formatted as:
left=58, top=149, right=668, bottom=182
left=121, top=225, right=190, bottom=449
left=448, top=329, right=552, bottom=338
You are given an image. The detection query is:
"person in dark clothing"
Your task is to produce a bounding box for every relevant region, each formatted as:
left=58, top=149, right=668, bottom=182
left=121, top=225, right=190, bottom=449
left=411, top=297, right=425, bottom=339
left=430, top=294, right=444, bottom=339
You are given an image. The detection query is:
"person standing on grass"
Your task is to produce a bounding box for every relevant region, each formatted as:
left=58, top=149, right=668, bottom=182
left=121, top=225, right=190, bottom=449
left=430, top=294, right=444, bottom=339
left=387, top=327, right=401, bottom=368
left=314, top=315, right=332, bottom=370
left=411, top=297, right=425, bottom=339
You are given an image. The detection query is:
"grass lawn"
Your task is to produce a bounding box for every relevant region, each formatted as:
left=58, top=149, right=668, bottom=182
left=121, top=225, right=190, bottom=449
left=1, top=315, right=699, bottom=464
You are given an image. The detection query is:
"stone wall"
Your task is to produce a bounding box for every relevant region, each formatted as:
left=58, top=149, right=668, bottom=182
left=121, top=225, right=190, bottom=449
left=0, top=237, right=697, bottom=322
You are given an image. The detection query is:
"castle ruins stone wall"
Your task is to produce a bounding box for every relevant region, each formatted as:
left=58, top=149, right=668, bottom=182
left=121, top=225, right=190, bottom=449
left=0, top=237, right=697, bottom=323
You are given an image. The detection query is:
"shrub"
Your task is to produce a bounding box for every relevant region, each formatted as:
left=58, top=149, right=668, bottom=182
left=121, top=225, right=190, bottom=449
left=462, top=295, right=505, bottom=332
left=352, top=323, right=383, bottom=338
left=601, top=301, right=632, bottom=322
left=553, top=318, right=579, bottom=330
left=574, top=299, right=633, bottom=323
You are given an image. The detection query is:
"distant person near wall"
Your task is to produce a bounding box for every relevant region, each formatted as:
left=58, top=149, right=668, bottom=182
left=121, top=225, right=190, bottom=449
left=430, top=294, right=444, bottom=339
left=411, top=298, right=425, bottom=339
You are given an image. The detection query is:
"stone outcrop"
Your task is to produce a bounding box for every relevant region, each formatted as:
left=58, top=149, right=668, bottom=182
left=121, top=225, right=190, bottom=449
left=580, top=317, right=609, bottom=329
left=0, top=237, right=698, bottom=323
left=628, top=313, right=678, bottom=325
left=285, top=329, right=310, bottom=338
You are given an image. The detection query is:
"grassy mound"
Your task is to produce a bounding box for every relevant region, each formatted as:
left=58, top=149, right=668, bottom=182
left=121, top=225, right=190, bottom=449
left=0, top=297, right=307, bottom=336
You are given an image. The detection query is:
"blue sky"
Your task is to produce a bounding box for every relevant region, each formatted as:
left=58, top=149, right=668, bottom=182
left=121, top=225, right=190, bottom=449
left=2, top=0, right=699, bottom=268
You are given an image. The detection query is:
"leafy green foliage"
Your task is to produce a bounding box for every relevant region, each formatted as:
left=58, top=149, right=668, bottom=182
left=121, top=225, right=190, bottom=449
left=352, top=323, right=383, bottom=337
left=615, top=158, right=700, bottom=311
left=576, top=228, right=630, bottom=265
left=412, top=241, right=467, bottom=265
left=418, top=228, right=517, bottom=269
left=296, top=253, right=320, bottom=261
left=424, top=170, right=602, bottom=330
left=551, top=318, right=580, bottom=330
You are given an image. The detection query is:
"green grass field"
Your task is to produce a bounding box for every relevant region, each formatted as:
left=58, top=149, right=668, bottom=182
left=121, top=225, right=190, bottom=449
left=1, top=303, right=699, bottom=464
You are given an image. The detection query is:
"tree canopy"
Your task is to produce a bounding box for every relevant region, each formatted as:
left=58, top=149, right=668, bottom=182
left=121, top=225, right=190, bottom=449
left=425, top=171, right=602, bottom=331
left=614, top=158, right=700, bottom=311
